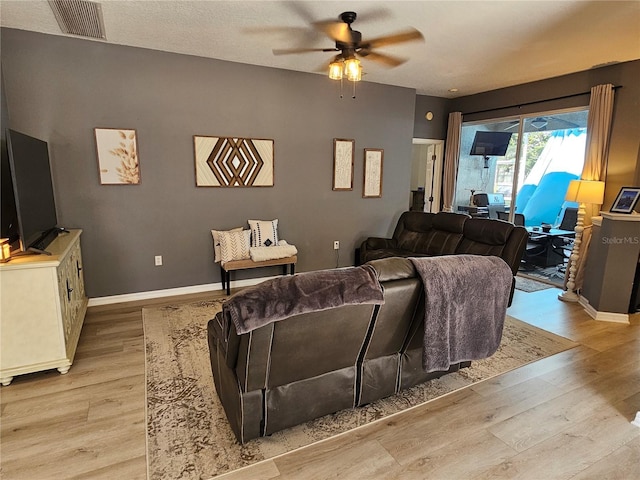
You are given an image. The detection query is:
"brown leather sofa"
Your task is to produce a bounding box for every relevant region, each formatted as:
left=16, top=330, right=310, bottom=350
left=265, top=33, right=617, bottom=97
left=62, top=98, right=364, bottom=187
left=208, top=258, right=470, bottom=444
left=359, top=211, right=528, bottom=301
left=208, top=231, right=524, bottom=443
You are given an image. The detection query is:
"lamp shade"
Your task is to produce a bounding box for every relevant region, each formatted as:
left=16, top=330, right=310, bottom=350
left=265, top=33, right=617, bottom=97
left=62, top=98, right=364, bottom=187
left=344, top=58, right=361, bottom=82
left=328, top=61, right=343, bottom=80
left=0, top=238, right=10, bottom=263
left=565, top=180, right=605, bottom=204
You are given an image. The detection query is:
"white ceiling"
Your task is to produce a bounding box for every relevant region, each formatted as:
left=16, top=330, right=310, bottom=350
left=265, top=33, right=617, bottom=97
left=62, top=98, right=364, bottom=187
left=1, top=0, right=639, bottom=98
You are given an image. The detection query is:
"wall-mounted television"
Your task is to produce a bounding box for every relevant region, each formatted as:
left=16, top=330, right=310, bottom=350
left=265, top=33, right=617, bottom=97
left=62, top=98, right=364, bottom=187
left=469, top=131, right=513, bottom=157
left=5, top=129, right=60, bottom=253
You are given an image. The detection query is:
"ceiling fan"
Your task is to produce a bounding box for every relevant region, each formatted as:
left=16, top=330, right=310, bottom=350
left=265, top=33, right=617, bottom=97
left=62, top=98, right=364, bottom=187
left=504, top=116, right=580, bottom=131
left=272, top=11, right=424, bottom=80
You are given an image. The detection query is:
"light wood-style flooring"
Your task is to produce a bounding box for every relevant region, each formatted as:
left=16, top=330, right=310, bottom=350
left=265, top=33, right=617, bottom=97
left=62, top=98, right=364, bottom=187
left=1, top=287, right=639, bottom=479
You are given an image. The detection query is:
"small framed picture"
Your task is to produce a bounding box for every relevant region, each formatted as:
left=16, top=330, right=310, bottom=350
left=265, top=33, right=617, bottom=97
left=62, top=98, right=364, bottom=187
left=610, top=186, right=640, bottom=214
left=332, top=138, right=354, bottom=191
left=363, top=148, right=383, bottom=198
left=94, top=128, right=140, bottom=184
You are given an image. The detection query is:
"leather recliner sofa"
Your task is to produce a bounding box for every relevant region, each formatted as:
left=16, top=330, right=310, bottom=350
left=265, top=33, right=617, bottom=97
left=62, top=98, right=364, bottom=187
left=208, top=222, right=526, bottom=443
left=358, top=211, right=528, bottom=301
left=208, top=258, right=471, bottom=444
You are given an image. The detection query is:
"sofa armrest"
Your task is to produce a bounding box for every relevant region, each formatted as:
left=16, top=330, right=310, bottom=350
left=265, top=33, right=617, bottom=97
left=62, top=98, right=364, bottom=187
left=209, top=311, right=241, bottom=369
left=362, top=237, right=398, bottom=250
left=359, top=237, right=399, bottom=264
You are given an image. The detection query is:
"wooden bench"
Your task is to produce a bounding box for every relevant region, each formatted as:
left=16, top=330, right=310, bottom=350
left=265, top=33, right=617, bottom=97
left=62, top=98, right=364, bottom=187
left=220, top=255, right=297, bottom=295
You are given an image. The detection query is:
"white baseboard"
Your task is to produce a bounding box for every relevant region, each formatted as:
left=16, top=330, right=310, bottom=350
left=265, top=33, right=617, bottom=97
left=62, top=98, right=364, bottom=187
left=87, top=276, right=276, bottom=307
left=578, top=295, right=630, bottom=324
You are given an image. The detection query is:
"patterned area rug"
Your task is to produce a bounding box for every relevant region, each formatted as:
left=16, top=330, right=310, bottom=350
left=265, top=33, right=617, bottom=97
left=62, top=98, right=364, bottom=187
left=144, top=299, right=577, bottom=480
left=515, top=274, right=558, bottom=292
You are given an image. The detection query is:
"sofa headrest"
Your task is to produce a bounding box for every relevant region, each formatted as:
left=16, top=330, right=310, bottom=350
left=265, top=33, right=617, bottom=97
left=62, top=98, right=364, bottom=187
left=367, top=257, right=416, bottom=282
left=463, top=218, right=513, bottom=245
left=433, top=212, right=468, bottom=233
left=398, top=211, right=435, bottom=233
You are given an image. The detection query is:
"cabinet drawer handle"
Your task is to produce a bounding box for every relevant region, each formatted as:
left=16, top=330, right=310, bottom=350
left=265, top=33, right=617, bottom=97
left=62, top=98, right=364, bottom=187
left=76, top=262, right=82, bottom=277
left=67, top=280, right=73, bottom=301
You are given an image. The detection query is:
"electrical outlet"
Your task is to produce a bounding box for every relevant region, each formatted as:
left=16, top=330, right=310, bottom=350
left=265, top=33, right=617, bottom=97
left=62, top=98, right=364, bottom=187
left=333, top=241, right=340, bottom=250
left=154, top=255, right=163, bottom=266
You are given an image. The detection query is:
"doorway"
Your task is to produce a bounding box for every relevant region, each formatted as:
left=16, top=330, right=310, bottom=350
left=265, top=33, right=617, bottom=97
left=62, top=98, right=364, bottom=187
left=411, top=139, right=444, bottom=213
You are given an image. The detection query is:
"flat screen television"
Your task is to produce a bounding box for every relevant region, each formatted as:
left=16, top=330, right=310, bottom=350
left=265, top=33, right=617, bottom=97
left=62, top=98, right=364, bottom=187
left=469, top=131, right=513, bottom=157
left=5, top=129, right=60, bottom=253
left=0, top=133, right=19, bottom=245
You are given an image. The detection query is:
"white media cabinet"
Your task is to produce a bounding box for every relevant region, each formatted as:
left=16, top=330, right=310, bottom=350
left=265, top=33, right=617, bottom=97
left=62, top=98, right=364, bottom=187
left=0, top=229, right=88, bottom=386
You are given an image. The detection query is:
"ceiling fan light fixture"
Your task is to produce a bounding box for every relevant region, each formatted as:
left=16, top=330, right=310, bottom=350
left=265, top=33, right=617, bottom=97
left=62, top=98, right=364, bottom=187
left=344, top=58, right=362, bottom=82
left=328, top=61, right=343, bottom=80
left=531, top=117, right=548, bottom=129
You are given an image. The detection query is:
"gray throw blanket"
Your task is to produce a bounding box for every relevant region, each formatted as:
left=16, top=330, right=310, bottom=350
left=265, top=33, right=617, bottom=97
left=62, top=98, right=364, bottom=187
left=409, top=255, right=512, bottom=373
left=223, top=265, right=385, bottom=335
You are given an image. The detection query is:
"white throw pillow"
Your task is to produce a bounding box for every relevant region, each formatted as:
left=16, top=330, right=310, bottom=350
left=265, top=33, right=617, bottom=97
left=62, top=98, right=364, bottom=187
left=219, top=229, right=251, bottom=265
left=248, top=219, right=279, bottom=247
left=211, top=227, right=243, bottom=263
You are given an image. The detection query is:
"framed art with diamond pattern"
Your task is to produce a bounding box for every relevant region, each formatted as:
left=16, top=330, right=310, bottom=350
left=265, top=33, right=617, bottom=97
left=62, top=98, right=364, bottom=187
left=193, top=136, right=274, bottom=187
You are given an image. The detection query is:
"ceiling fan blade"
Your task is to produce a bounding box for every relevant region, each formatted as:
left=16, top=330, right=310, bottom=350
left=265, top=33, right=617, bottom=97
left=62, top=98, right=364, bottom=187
left=285, top=1, right=318, bottom=24
left=273, top=47, right=338, bottom=55
left=359, top=50, right=407, bottom=68
left=314, top=54, right=345, bottom=72
left=363, top=28, right=424, bottom=49
left=313, top=20, right=352, bottom=43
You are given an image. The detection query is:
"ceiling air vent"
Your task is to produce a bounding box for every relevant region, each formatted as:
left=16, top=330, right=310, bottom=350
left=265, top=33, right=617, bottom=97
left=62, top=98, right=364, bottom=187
left=48, top=0, right=106, bottom=40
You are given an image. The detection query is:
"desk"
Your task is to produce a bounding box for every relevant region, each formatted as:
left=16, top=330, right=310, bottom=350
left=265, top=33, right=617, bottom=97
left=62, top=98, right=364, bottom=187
left=457, top=205, right=510, bottom=219
left=457, top=205, right=488, bottom=217
left=526, top=226, right=575, bottom=238
left=524, top=227, right=575, bottom=268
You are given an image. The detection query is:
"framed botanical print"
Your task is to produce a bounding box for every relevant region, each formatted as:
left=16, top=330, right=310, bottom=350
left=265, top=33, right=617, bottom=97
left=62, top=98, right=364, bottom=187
left=363, top=148, right=383, bottom=198
left=332, top=138, right=354, bottom=191
left=94, top=128, right=140, bottom=185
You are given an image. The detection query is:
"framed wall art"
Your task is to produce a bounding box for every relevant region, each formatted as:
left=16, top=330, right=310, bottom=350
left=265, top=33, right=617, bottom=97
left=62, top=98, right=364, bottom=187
left=94, top=128, right=140, bottom=184
left=610, top=186, right=640, bottom=214
left=332, top=138, right=354, bottom=191
left=194, top=136, right=274, bottom=187
left=363, top=148, right=383, bottom=198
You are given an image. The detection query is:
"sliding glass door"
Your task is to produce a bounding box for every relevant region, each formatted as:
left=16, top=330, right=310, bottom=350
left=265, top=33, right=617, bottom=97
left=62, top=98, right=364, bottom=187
left=455, top=108, right=588, bottom=227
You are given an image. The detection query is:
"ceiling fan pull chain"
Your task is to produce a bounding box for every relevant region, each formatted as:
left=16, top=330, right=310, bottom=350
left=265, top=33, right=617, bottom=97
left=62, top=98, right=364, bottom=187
left=352, top=80, right=357, bottom=99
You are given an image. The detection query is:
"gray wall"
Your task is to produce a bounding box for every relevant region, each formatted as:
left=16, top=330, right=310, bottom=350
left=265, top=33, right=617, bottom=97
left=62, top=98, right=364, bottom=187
left=450, top=60, right=640, bottom=211
left=413, top=94, right=449, bottom=140
left=4, top=27, right=638, bottom=299
left=1, top=29, right=417, bottom=298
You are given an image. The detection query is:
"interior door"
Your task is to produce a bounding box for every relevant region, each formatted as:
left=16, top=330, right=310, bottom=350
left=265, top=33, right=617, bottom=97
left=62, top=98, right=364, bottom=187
left=411, top=139, right=443, bottom=212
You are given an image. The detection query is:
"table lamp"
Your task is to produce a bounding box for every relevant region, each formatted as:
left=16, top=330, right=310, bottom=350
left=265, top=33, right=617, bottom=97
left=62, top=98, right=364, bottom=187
left=558, top=179, right=605, bottom=302
left=0, top=238, right=11, bottom=263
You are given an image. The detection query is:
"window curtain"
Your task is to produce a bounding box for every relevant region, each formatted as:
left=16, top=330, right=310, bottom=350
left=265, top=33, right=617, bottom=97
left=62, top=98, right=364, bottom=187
left=442, top=112, right=462, bottom=212
left=564, top=84, right=615, bottom=291
left=581, top=83, right=615, bottom=183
